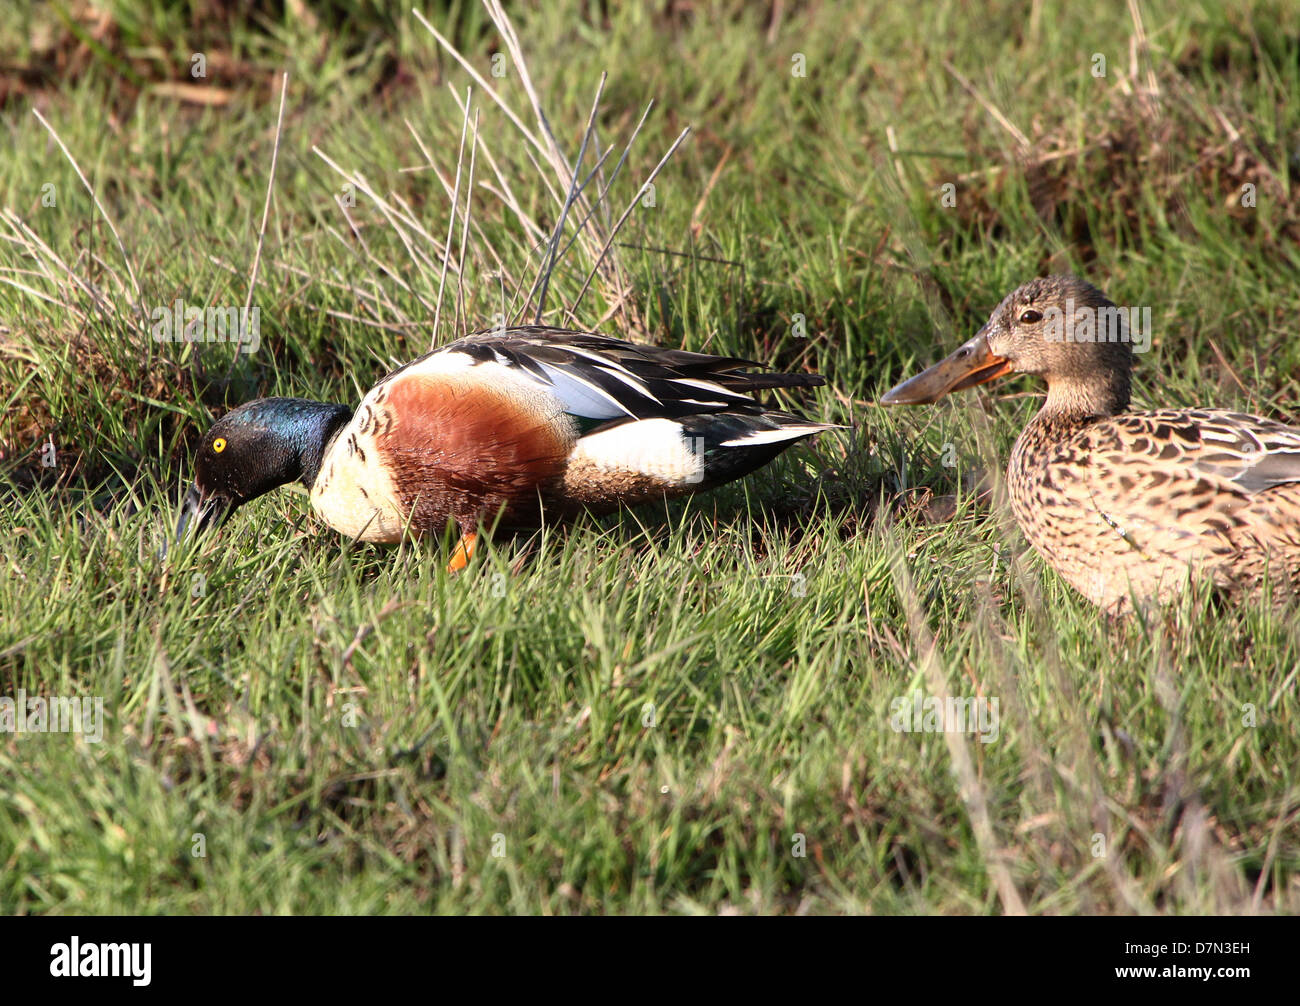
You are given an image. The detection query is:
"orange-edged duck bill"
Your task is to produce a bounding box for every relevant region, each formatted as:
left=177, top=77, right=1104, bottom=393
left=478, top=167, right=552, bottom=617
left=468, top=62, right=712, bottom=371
left=879, top=329, right=1013, bottom=405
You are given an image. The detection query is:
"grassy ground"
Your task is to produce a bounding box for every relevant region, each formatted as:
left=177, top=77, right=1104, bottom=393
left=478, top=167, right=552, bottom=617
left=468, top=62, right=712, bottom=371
left=1, top=0, right=1298, bottom=914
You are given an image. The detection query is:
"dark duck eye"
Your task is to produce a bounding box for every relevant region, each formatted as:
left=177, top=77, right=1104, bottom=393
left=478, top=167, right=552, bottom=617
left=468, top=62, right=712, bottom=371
left=1018, top=308, right=1043, bottom=324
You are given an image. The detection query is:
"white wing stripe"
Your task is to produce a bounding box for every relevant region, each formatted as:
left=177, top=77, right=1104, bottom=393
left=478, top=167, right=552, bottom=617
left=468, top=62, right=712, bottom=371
left=719, top=426, right=826, bottom=447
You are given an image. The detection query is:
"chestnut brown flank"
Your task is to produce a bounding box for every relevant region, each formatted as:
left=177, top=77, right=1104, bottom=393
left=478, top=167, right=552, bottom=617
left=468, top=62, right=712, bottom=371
left=377, top=375, right=572, bottom=532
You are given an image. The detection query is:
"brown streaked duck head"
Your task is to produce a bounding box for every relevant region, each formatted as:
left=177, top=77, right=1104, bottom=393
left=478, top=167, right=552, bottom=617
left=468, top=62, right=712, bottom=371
left=881, top=275, right=1135, bottom=419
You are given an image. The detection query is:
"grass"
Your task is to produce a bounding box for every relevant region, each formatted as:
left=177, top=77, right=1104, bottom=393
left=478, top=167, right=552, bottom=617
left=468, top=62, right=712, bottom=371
left=0, top=0, right=1297, bottom=914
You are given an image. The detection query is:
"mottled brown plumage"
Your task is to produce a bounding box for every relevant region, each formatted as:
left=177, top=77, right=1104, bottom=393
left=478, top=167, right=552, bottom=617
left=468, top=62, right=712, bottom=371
left=882, top=275, right=1300, bottom=614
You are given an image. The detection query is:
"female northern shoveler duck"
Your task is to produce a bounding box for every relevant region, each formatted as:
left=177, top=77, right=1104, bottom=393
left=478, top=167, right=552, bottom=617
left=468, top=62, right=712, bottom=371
left=882, top=274, right=1300, bottom=614
left=177, top=326, right=834, bottom=568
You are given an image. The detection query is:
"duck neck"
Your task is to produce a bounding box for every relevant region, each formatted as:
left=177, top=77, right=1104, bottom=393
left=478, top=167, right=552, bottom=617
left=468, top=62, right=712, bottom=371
left=1040, top=369, right=1130, bottom=423
left=1012, top=373, right=1128, bottom=482
left=294, top=401, right=353, bottom=490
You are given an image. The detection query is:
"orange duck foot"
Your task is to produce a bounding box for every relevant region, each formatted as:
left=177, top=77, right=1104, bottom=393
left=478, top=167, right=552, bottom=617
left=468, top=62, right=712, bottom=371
left=447, top=531, right=478, bottom=573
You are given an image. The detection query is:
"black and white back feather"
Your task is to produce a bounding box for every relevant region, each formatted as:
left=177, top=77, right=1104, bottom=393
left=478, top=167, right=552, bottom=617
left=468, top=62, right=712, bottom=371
left=438, top=326, right=825, bottom=424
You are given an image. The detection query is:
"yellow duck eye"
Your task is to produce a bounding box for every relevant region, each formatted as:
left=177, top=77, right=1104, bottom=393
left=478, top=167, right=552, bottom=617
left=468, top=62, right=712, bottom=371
left=212, top=437, right=227, bottom=454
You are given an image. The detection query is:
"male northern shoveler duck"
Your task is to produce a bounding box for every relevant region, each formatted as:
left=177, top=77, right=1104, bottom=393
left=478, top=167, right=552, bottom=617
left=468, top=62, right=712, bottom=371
left=881, top=274, right=1300, bottom=614
left=177, top=326, right=834, bottom=567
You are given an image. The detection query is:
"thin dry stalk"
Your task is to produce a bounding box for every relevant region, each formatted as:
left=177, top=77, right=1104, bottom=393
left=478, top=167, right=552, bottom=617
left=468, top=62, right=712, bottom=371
left=230, top=71, right=289, bottom=376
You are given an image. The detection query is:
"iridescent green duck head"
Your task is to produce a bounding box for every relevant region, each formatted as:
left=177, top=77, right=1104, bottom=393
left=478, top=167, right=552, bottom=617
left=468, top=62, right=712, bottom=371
left=175, top=397, right=352, bottom=539
left=881, top=275, right=1136, bottom=417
